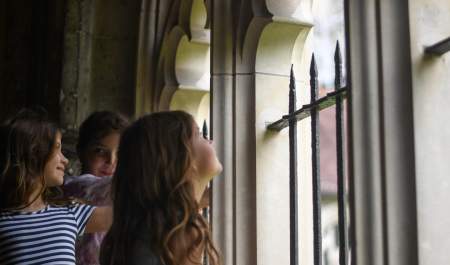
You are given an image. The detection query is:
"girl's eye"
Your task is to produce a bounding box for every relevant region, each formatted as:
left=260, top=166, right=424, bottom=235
left=94, top=148, right=107, bottom=155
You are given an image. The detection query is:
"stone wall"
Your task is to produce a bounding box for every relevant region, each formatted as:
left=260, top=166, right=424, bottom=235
left=60, top=0, right=141, bottom=173
left=409, top=1, right=450, bottom=264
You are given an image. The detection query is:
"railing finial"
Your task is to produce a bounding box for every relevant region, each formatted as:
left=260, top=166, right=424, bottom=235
left=289, top=64, right=297, bottom=114
left=334, top=41, right=343, bottom=92
left=310, top=54, right=318, bottom=103
left=202, top=120, right=208, bottom=139
left=290, top=64, right=295, bottom=81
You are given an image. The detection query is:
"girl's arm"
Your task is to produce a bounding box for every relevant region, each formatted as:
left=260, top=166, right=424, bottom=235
left=85, top=206, right=113, bottom=233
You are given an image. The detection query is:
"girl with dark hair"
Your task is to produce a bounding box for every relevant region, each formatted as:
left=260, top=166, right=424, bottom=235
left=76, top=111, right=129, bottom=178
left=100, top=111, right=222, bottom=265
left=0, top=108, right=112, bottom=265
left=63, top=111, right=129, bottom=265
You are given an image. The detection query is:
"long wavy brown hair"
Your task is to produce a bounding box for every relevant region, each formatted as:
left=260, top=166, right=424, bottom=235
left=0, top=108, right=69, bottom=211
left=100, top=111, right=220, bottom=265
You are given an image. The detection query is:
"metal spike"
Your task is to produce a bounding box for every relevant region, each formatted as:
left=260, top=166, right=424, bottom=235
left=289, top=64, right=297, bottom=114
left=335, top=41, right=343, bottom=92
left=202, top=120, right=208, bottom=139
left=310, top=54, right=318, bottom=103
left=289, top=65, right=299, bottom=265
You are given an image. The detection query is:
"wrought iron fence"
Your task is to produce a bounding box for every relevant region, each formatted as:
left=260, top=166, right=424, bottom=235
left=202, top=120, right=211, bottom=265
left=202, top=119, right=211, bottom=222
left=267, top=41, right=349, bottom=265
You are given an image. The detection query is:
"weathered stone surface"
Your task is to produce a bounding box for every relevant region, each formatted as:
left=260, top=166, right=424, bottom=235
left=409, top=0, right=450, bottom=264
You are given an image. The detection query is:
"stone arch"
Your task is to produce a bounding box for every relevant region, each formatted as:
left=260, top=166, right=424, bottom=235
left=157, top=0, right=211, bottom=124
left=241, top=7, right=313, bottom=82
left=236, top=1, right=315, bottom=264
left=250, top=20, right=313, bottom=105
left=135, top=0, right=210, bottom=115
left=265, top=0, right=313, bottom=21
left=169, top=90, right=210, bottom=126
left=175, top=36, right=210, bottom=90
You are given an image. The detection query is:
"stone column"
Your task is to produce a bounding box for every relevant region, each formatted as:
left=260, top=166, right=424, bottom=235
left=211, top=1, right=314, bottom=264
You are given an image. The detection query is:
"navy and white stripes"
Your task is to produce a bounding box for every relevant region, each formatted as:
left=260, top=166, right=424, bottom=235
left=0, top=203, right=95, bottom=265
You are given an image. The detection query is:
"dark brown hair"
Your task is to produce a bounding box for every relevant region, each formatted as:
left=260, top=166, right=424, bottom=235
left=100, top=111, right=220, bottom=265
left=77, top=111, right=129, bottom=167
left=0, top=107, right=65, bottom=210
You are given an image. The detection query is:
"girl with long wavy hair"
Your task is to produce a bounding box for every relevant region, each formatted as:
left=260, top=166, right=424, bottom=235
left=100, top=111, right=222, bottom=265
left=0, top=108, right=112, bottom=265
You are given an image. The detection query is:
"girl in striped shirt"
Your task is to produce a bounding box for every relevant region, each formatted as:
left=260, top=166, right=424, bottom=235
left=0, top=108, right=112, bottom=265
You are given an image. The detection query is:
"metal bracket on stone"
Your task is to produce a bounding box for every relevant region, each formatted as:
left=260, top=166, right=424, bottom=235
left=425, top=36, right=450, bottom=55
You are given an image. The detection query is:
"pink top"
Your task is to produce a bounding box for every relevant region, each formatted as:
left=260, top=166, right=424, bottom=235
left=63, top=174, right=112, bottom=265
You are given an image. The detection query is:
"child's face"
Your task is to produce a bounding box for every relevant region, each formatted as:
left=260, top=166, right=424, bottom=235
left=191, top=123, right=222, bottom=181
left=82, top=132, right=120, bottom=177
left=44, top=132, right=68, bottom=186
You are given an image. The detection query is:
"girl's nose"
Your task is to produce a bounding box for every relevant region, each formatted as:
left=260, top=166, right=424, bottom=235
left=106, top=152, right=117, bottom=165
left=61, top=153, right=69, bottom=165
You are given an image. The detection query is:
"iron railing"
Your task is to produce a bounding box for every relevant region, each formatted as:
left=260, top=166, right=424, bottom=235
left=202, top=120, right=211, bottom=265
left=267, top=41, right=349, bottom=265
left=202, top=119, right=211, bottom=222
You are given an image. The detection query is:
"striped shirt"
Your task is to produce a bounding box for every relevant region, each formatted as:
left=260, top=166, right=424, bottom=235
left=0, top=203, right=95, bottom=265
